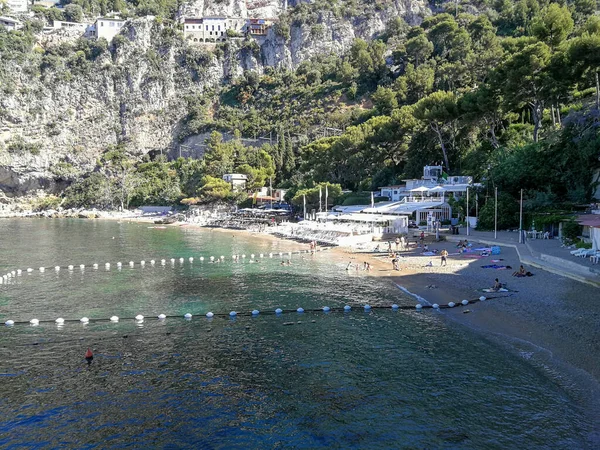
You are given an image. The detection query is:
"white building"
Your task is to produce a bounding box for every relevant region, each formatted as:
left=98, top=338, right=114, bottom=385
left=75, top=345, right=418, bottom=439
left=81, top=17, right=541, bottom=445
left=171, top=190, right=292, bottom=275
left=87, top=17, right=126, bottom=42
left=183, top=16, right=245, bottom=43
left=43, top=20, right=91, bottom=33
left=380, top=165, right=480, bottom=202
left=6, top=0, right=28, bottom=13
left=223, top=173, right=248, bottom=190
left=0, top=16, right=22, bottom=31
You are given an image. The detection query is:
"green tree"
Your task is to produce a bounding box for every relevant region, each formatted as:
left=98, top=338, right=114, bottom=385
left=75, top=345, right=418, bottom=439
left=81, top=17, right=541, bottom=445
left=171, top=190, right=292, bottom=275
left=493, top=42, right=552, bottom=142
left=64, top=4, right=83, bottom=23
left=532, top=3, right=574, bottom=49
left=413, top=91, right=459, bottom=172
left=372, top=85, right=398, bottom=115
left=197, top=175, right=234, bottom=203
left=404, top=33, right=434, bottom=67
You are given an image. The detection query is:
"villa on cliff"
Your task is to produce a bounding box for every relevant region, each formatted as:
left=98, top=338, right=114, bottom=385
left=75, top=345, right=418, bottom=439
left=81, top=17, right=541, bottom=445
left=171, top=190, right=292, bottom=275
left=86, top=17, right=126, bottom=41
left=183, top=16, right=275, bottom=43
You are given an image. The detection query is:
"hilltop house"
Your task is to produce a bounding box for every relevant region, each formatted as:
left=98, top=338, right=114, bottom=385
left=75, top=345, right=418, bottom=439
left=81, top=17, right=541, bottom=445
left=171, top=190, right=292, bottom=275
left=6, top=0, right=28, bottom=12
left=43, top=20, right=91, bottom=33
left=245, top=18, right=275, bottom=36
left=183, top=16, right=245, bottom=43
left=87, top=17, right=126, bottom=41
left=0, top=16, right=23, bottom=31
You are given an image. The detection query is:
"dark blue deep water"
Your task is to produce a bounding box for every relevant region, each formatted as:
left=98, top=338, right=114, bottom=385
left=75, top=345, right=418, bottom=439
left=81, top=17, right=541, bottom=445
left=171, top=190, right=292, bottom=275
left=0, top=219, right=593, bottom=448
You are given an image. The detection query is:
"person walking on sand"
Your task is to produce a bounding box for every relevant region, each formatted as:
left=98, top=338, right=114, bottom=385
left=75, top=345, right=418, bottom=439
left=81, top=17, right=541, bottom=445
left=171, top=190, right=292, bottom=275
left=440, top=249, right=448, bottom=266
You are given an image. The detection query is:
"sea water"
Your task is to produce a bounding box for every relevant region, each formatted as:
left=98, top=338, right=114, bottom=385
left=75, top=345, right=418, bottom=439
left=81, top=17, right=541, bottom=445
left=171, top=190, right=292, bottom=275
left=0, top=219, right=593, bottom=448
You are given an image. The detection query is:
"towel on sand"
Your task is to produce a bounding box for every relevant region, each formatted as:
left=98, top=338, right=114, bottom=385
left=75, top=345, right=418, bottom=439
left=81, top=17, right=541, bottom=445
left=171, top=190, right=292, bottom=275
left=481, top=264, right=512, bottom=269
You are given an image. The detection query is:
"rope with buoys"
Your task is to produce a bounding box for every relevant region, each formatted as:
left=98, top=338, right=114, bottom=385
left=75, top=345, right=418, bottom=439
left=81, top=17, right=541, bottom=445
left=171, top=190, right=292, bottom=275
left=0, top=247, right=332, bottom=286
left=2, top=295, right=509, bottom=327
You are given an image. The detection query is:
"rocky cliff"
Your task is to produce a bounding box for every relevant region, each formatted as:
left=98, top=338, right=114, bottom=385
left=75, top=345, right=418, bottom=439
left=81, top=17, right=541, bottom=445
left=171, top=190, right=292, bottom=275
left=0, top=0, right=430, bottom=201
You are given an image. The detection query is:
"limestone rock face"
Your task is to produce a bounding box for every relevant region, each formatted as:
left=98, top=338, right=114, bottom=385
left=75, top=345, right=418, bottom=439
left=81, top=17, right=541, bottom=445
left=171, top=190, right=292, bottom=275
left=0, top=0, right=431, bottom=199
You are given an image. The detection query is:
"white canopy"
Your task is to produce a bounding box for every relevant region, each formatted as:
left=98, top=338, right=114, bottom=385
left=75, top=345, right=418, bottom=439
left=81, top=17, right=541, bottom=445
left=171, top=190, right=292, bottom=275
left=410, top=186, right=430, bottom=192
left=428, top=186, right=447, bottom=192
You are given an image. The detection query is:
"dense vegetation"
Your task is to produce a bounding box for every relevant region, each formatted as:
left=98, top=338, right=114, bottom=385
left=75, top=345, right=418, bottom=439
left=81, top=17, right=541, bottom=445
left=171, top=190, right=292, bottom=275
left=3, top=0, right=600, bottom=226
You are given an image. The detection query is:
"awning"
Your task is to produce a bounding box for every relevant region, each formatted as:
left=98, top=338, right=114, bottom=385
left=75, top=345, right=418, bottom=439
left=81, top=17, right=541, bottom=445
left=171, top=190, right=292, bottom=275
left=576, top=215, right=600, bottom=227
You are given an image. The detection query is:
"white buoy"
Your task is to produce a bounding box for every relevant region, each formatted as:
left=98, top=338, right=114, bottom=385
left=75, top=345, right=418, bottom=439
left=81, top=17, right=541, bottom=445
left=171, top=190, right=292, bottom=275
left=117, top=262, right=122, bottom=267
left=432, top=304, right=440, bottom=309
left=17, top=269, right=22, bottom=275
left=27, top=268, right=33, bottom=273
left=242, top=254, right=246, bottom=259
left=140, top=260, right=145, bottom=266
left=129, top=261, right=134, bottom=267
left=288, top=251, right=292, bottom=256
left=232, top=255, right=236, bottom=260
left=297, top=307, right=304, bottom=313
left=10, top=270, right=15, bottom=276
left=210, top=256, right=215, bottom=261
left=259, top=254, right=264, bottom=258
left=220, top=256, right=225, bottom=260
left=479, top=296, right=486, bottom=301
left=323, top=306, right=331, bottom=312
left=55, top=318, right=64, bottom=324
left=30, top=319, right=39, bottom=325
left=275, top=308, right=283, bottom=314
left=200, top=257, right=204, bottom=261
left=5, top=320, right=14, bottom=326
left=188, top=257, right=193, bottom=262
left=448, top=302, right=456, bottom=308
left=229, top=311, right=237, bottom=317
left=269, top=253, right=273, bottom=258
left=252, top=309, right=260, bottom=315
left=151, top=260, right=156, bottom=265
left=279, top=252, right=283, bottom=256
left=161, top=259, right=165, bottom=265
left=392, top=304, right=399, bottom=309
left=55, top=266, right=60, bottom=271
left=171, top=258, right=175, bottom=264
left=105, top=263, right=110, bottom=269
left=184, top=313, right=192, bottom=319
left=416, top=304, right=423, bottom=310
left=93, top=264, right=98, bottom=269
left=80, top=317, right=89, bottom=323
left=206, top=312, right=214, bottom=318
left=179, top=258, right=184, bottom=263
left=344, top=305, right=351, bottom=312
left=0, top=279, right=3, bottom=284
left=135, top=314, right=144, bottom=321
left=68, top=265, right=74, bottom=270
left=250, top=254, right=255, bottom=259
left=80, top=264, right=85, bottom=270
left=110, top=316, right=119, bottom=322
left=462, top=300, right=469, bottom=306
left=364, top=305, right=371, bottom=311
left=158, top=314, right=166, bottom=320
left=39, top=267, right=45, bottom=272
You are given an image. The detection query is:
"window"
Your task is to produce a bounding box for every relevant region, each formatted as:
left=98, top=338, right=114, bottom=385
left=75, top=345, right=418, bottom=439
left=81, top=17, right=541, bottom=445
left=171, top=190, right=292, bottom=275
left=191, top=25, right=194, bottom=29
left=110, top=22, right=114, bottom=27
left=212, top=25, right=214, bottom=31
left=218, top=25, right=220, bottom=31
left=206, top=25, right=208, bottom=30
left=100, top=22, right=104, bottom=26
left=209, top=31, right=212, bottom=35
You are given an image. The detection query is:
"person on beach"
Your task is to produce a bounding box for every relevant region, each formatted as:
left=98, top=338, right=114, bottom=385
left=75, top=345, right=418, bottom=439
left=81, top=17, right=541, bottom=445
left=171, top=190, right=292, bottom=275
left=513, top=265, right=533, bottom=277
left=440, top=249, right=448, bottom=266
left=491, top=278, right=501, bottom=291
left=419, top=231, right=425, bottom=247
left=395, top=237, right=400, bottom=250
left=346, top=261, right=353, bottom=271
left=387, top=241, right=392, bottom=252
left=400, top=236, right=406, bottom=250
left=422, top=244, right=429, bottom=253
left=392, top=256, right=399, bottom=271
left=457, top=240, right=464, bottom=248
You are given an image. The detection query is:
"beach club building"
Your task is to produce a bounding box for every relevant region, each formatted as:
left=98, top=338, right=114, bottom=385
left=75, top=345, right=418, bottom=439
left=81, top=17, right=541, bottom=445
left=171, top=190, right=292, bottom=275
left=379, top=165, right=479, bottom=202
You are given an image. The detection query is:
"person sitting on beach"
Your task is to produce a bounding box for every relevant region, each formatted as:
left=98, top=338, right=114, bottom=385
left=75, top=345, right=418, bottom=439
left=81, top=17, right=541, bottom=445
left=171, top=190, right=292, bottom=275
left=457, top=240, right=464, bottom=248
left=491, top=278, right=502, bottom=291
left=512, top=265, right=526, bottom=277
left=374, top=244, right=381, bottom=252
left=422, top=244, right=429, bottom=253
left=392, top=257, right=399, bottom=271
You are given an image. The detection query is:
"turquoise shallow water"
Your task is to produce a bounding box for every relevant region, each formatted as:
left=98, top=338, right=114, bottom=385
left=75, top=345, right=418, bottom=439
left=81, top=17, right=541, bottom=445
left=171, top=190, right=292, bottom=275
left=0, top=219, right=594, bottom=448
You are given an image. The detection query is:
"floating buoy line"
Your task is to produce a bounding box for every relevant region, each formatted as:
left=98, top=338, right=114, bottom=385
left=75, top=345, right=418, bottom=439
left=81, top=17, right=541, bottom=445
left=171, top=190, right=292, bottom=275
left=0, top=247, right=332, bottom=288
left=2, top=296, right=509, bottom=328
left=0, top=246, right=511, bottom=328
